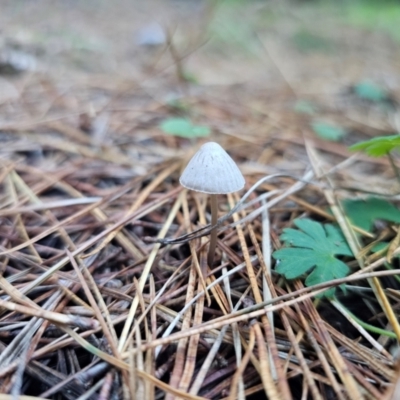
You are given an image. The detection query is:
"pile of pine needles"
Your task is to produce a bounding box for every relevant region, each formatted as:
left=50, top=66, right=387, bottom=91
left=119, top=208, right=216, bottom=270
left=0, top=73, right=400, bottom=400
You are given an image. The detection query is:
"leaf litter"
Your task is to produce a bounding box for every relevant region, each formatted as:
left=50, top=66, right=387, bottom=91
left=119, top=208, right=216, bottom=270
left=1, top=2, right=400, bottom=400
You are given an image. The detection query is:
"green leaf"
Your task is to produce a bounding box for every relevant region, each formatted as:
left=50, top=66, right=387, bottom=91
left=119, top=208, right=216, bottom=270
left=159, top=118, right=210, bottom=138
left=349, top=134, right=400, bottom=157
left=354, top=81, right=387, bottom=102
left=272, top=219, right=352, bottom=297
left=342, top=197, right=400, bottom=232
left=371, top=242, right=388, bottom=253
left=312, top=121, right=347, bottom=142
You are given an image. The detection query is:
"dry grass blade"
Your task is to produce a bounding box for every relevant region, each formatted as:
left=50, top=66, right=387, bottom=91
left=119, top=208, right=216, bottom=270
left=177, top=200, right=207, bottom=395
left=277, top=291, right=323, bottom=400
left=165, top=262, right=196, bottom=400
left=253, top=321, right=281, bottom=399
left=119, top=191, right=183, bottom=352
left=331, top=298, right=390, bottom=356
left=223, top=263, right=245, bottom=400
left=0, top=298, right=97, bottom=329
left=228, top=325, right=255, bottom=400
left=230, top=190, right=290, bottom=399
left=289, top=292, right=346, bottom=399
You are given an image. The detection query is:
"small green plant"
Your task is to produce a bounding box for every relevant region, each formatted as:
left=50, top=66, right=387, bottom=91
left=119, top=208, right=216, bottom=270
left=272, top=218, right=353, bottom=297
left=312, top=121, right=347, bottom=142
left=332, top=298, right=397, bottom=339
left=353, top=81, right=388, bottom=103
left=350, top=134, right=400, bottom=157
left=342, top=197, right=400, bottom=232
left=350, top=134, right=400, bottom=182
left=159, top=118, right=210, bottom=139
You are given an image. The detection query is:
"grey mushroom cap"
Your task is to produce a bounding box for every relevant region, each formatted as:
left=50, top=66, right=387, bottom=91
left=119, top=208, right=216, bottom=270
left=179, top=142, right=245, bottom=194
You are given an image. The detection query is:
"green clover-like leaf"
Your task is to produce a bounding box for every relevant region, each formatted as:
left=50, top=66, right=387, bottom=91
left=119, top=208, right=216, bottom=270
left=159, top=118, right=210, bottom=138
left=272, top=219, right=353, bottom=297
left=349, top=134, right=400, bottom=157
left=342, top=197, right=400, bottom=232
left=312, top=121, right=347, bottom=142
left=354, top=81, right=387, bottom=103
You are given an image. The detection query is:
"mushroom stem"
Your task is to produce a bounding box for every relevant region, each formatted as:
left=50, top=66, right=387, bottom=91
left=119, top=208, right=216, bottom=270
left=207, top=194, right=218, bottom=267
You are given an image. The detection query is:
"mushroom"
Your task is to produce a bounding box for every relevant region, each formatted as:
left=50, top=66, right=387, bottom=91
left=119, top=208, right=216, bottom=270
left=180, top=142, right=245, bottom=266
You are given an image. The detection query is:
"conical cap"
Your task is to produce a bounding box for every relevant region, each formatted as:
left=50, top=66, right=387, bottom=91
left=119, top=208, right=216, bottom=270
left=180, top=142, right=245, bottom=194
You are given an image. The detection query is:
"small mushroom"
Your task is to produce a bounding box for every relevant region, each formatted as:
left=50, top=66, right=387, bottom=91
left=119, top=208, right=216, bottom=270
left=180, top=142, right=245, bottom=266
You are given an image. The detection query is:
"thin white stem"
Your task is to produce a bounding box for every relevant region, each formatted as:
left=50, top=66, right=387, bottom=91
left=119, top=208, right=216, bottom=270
left=207, top=194, right=218, bottom=267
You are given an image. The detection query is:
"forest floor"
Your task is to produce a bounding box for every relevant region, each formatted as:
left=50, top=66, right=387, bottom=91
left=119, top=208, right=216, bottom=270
left=1, top=1, right=400, bottom=399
